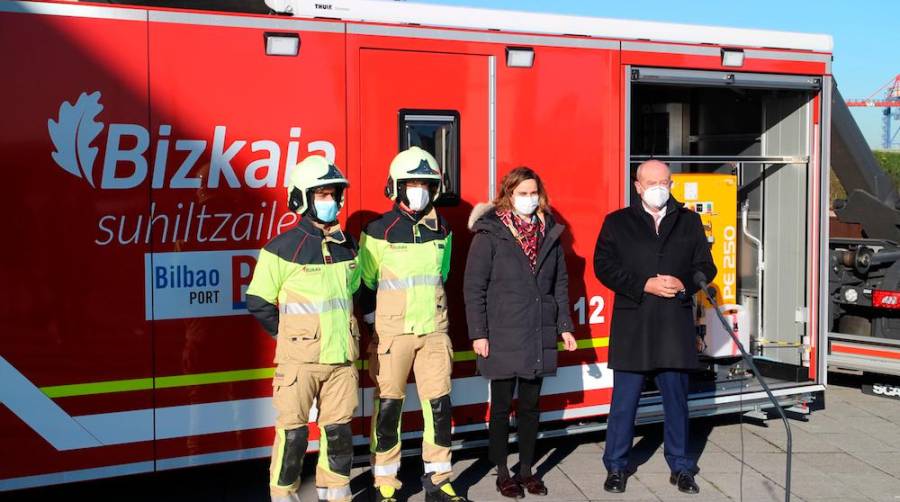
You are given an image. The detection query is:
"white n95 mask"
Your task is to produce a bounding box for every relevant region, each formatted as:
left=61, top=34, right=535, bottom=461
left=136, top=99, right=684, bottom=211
left=513, top=195, right=539, bottom=216
left=406, top=186, right=430, bottom=211
left=641, top=186, right=670, bottom=209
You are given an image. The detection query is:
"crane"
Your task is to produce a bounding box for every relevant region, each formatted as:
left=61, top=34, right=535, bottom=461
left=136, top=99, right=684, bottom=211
left=846, top=74, right=900, bottom=150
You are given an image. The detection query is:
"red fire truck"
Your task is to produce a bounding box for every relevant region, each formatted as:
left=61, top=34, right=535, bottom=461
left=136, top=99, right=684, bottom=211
left=0, top=0, right=834, bottom=490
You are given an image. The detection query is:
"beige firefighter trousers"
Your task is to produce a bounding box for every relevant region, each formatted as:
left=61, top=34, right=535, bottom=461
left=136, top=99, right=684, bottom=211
left=369, top=331, right=454, bottom=490
left=270, top=363, right=358, bottom=502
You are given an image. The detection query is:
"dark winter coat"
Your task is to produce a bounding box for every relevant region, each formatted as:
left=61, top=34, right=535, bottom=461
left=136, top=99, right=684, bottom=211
left=464, top=203, right=575, bottom=379
left=593, top=197, right=717, bottom=372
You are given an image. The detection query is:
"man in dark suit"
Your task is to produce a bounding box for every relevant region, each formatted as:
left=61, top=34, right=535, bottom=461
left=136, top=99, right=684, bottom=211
left=593, top=160, right=717, bottom=495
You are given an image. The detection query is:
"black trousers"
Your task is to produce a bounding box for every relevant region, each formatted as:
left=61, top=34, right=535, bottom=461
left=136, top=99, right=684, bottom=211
left=488, top=376, right=543, bottom=471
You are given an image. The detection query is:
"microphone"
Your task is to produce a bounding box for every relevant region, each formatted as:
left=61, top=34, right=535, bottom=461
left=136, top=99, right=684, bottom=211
left=692, top=271, right=708, bottom=291
left=694, top=271, right=793, bottom=502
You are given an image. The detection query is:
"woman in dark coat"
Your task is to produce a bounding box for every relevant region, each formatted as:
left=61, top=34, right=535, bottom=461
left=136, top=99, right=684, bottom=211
left=463, top=167, right=577, bottom=498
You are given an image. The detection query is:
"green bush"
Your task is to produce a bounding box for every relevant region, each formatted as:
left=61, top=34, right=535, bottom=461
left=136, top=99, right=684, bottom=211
left=831, top=169, right=846, bottom=204
left=874, top=150, right=900, bottom=183
left=830, top=150, right=900, bottom=207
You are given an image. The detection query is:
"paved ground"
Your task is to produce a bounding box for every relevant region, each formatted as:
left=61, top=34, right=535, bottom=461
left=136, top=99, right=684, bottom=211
left=8, top=373, right=900, bottom=501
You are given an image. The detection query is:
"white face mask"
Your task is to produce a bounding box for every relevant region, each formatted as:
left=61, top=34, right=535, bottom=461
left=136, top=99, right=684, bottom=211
left=406, top=186, right=430, bottom=212
left=513, top=195, right=540, bottom=216
left=641, top=185, right=670, bottom=209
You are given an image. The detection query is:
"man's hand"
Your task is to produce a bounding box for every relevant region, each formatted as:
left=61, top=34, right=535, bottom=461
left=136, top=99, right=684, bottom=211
left=658, top=274, right=685, bottom=291
left=644, top=274, right=680, bottom=298
left=473, top=338, right=489, bottom=358
left=561, top=332, right=577, bottom=351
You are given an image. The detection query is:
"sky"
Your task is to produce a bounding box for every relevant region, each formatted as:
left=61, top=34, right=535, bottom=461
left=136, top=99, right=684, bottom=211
left=417, top=0, right=898, bottom=149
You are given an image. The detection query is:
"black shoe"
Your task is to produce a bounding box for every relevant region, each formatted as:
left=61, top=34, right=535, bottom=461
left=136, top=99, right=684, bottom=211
left=603, top=471, right=628, bottom=493
left=669, top=471, right=700, bottom=494
left=422, top=475, right=468, bottom=502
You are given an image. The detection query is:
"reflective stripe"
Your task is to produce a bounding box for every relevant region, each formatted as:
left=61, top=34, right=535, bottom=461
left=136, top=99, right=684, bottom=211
left=279, top=298, right=349, bottom=315
left=378, top=275, right=441, bottom=291
left=317, top=486, right=352, bottom=500
left=270, top=429, right=288, bottom=488
left=36, top=338, right=611, bottom=398
left=373, top=463, right=400, bottom=477
left=423, top=461, right=452, bottom=474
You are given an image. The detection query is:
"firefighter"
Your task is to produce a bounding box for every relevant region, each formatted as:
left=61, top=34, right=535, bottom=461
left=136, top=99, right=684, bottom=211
left=359, top=147, right=465, bottom=502
left=246, top=155, right=361, bottom=502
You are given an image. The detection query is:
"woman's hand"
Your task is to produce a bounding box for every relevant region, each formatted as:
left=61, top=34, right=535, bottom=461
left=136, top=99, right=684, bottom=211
left=561, top=332, right=577, bottom=351
left=473, top=338, right=490, bottom=358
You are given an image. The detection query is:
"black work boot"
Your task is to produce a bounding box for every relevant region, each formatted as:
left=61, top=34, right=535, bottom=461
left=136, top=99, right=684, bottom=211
left=422, top=474, right=468, bottom=502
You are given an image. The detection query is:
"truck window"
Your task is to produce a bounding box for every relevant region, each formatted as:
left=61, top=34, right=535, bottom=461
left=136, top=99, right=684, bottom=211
left=399, top=110, right=460, bottom=206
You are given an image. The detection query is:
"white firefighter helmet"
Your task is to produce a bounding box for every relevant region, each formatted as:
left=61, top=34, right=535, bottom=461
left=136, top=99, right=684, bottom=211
left=287, top=155, right=349, bottom=214
left=384, top=146, right=443, bottom=202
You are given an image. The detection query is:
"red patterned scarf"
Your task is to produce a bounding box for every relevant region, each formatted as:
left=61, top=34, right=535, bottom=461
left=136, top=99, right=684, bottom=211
left=498, top=210, right=545, bottom=272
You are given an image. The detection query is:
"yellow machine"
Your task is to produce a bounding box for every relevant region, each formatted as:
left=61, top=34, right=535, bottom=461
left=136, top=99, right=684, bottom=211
left=672, top=173, right=747, bottom=357
left=671, top=173, right=738, bottom=307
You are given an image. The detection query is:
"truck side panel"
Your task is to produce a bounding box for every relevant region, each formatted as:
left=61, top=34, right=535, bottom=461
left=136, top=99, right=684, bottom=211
left=0, top=8, right=154, bottom=483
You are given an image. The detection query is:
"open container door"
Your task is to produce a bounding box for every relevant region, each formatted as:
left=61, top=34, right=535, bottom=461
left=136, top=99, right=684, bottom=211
left=625, top=66, right=827, bottom=414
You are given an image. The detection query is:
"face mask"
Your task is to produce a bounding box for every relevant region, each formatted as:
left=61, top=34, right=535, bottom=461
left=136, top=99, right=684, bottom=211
left=313, top=199, right=338, bottom=223
left=513, top=195, right=540, bottom=216
left=406, top=186, right=430, bottom=212
left=641, top=185, right=670, bottom=209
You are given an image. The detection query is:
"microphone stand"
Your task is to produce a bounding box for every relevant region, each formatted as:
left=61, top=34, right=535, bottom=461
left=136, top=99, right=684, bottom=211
left=695, top=276, right=792, bottom=502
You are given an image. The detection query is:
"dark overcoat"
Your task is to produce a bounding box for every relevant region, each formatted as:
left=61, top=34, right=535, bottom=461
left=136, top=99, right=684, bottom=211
left=464, top=204, right=575, bottom=379
left=593, top=197, right=717, bottom=372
